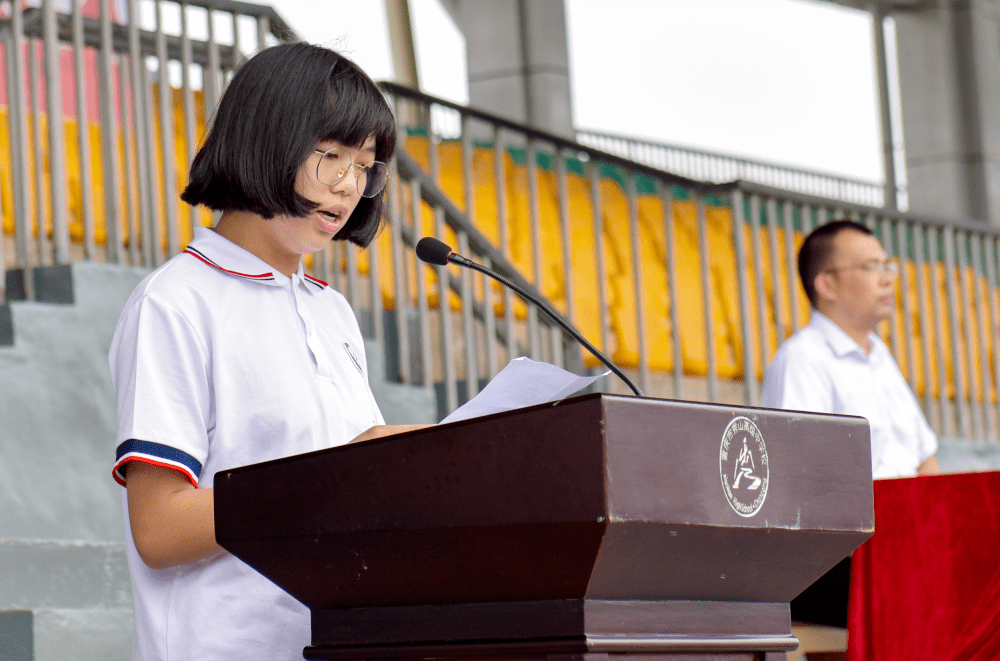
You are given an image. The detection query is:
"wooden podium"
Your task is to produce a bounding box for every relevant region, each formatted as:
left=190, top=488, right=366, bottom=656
left=215, top=394, right=874, bottom=661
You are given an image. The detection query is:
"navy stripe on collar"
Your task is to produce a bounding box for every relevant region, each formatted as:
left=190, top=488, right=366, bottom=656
left=303, top=274, right=328, bottom=289
left=184, top=246, right=275, bottom=282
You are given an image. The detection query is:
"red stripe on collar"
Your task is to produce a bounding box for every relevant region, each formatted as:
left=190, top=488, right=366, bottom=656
left=304, top=274, right=328, bottom=289
left=184, top=246, right=275, bottom=281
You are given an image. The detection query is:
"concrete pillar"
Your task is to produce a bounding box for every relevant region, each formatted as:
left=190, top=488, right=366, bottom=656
left=893, top=0, right=1000, bottom=224
left=443, top=0, right=574, bottom=139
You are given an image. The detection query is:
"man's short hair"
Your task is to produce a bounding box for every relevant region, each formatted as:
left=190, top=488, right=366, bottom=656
left=797, top=220, right=874, bottom=308
left=180, top=42, right=396, bottom=247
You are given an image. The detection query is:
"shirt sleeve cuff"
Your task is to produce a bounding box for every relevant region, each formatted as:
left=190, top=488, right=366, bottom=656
left=113, top=439, right=203, bottom=488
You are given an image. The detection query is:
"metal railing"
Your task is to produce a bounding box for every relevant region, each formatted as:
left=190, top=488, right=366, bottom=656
left=0, top=0, right=296, bottom=300
left=577, top=129, right=893, bottom=209
left=382, top=83, right=1000, bottom=441
left=2, top=0, right=998, bottom=440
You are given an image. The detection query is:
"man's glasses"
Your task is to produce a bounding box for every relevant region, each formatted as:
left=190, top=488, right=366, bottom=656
left=825, top=259, right=900, bottom=277
left=313, top=148, right=389, bottom=198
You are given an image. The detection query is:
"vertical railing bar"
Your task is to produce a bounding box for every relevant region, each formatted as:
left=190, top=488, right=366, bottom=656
left=626, top=169, right=649, bottom=394
left=662, top=183, right=683, bottom=399
left=142, top=59, right=164, bottom=266
left=28, top=40, right=49, bottom=267
left=72, top=0, right=96, bottom=259
left=766, top=198, right=786, bottom=343
left=180, top=0, right=198, bottom=244
left=329, top=241, right=342, bottom=292
left=313, top=246, right=327, bottom=289
left=732, top=189, right=758, bottom=406
left=526, top=138, right=542, bottom=359
left=389, top=169, right=411, bottom=384
left=155, top=0, right=178, bottom=258
left=256, top=13, right=270, bottom=52
left=896, top=220, right=918, bottom=394
left=956, top=231, right=983, bottom=440
left=98, top=0, right=123, bottom=264
left=550, top=325, right=563, bottom=368
left=412, top=182, right=433, bottom=389
left=912, top=223, right=937, bottom=429
left=482, top=255, right=497, bottom=382
left=782, top=200, right=800, bottom=332
left=877, top=216, right=902, bottom=360
left=928, top=227, right=952, bottom=437
left=696, top=190, right=718, bottom=403
left=556, top=147, right=577, bottom=372
left=231, top=11, right=241, bottom=65
left=985, top=236, right=1000, bottom=442
left=459, top=115, right=479, bottom=392
left=458, top=230, right=478, bottom=399
left=435, top=206, right=457, bottom=413
left=322, top=241, right=335, bottom=289
left=749, top=194, right=770, bottom=385
left=970, top=233, right=995, bottom=441
left=494, top=128, right=516, bottom=364
left=942, top=227, right=971, bottom=438
left=591, top=160, right=611, bottom=392
left=7, top=0, right=34, bottom=291
left=369, top=231, right=385, bottom=346
left=42, top=0, right=69, bottom=263
left=118, top=52, right=140, bottom=266
left=204, top=7, right=220, bottom=122
left=346, top=242, right=360, bottom=315
left=127, top=0, right=152, bottom=266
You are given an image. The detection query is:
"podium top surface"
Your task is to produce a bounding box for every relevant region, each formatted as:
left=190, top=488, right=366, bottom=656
left=216, top=394, right=874, bottom=608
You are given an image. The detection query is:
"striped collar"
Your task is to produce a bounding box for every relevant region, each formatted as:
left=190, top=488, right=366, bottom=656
left=184, top=226, right=328, bottom=292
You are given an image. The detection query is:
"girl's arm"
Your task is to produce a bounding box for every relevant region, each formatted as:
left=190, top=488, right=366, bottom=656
left=126, top=462, right=223, bottom=570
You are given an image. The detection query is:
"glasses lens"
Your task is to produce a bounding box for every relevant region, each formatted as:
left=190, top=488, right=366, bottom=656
left=316, top=148, right=352, bottom=186
left=360, top=162, right=389, bottom=198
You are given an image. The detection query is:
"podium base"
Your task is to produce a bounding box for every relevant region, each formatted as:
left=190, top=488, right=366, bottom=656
left=304, top=599, right=797, bottom=661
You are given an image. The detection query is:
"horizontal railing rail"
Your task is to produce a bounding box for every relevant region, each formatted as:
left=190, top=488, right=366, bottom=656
left=577, top=128, right=894, bottom=208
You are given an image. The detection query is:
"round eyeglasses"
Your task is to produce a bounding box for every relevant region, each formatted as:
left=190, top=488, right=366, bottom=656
left=825, top=259, right=900, bottom=277
left=313, top=147, right=389, bottom=198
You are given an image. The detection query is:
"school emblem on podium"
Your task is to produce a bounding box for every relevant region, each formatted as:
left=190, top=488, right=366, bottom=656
left=719, top=416, right=769, bottom=517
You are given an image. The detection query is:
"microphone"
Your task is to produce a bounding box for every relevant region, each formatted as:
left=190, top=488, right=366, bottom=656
left=415, top=237, right=644, bottom=397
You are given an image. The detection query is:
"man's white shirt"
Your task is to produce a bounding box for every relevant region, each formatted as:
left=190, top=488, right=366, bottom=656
left=762, top=310, right=937, bottom=479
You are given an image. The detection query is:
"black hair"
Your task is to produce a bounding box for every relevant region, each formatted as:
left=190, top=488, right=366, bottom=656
left=180, top=42, right=396, bottom=247
left=797, top=220, right=874, bottom=308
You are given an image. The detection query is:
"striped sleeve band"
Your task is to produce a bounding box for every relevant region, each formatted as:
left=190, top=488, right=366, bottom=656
left=113, top=439, right=203, bottom=488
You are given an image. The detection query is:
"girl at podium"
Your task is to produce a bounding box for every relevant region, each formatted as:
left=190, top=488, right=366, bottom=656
left=108, top=42, right=423, bottom=660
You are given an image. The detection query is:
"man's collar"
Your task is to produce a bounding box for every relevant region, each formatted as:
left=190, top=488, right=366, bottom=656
left=809, top=309, right=882, bottom=360
left=183, top=226, right=329, bottom=293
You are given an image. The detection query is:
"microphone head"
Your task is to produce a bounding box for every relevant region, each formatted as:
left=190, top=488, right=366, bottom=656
left=416, top=237, right=453, bottom=266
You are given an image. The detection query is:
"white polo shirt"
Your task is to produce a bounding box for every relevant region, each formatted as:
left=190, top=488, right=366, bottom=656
left=109, top=226, right=384, bottom=661
left=762, top=310, right=937, bottom=479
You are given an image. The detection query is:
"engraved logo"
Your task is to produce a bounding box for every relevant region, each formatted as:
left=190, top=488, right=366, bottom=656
left=719, top=416, right=769, bottom=517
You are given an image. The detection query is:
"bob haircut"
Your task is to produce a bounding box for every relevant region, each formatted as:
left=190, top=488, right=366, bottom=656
left=797, top=219, right=874, bottom=309
left=181, top=42, right=396, bottom=247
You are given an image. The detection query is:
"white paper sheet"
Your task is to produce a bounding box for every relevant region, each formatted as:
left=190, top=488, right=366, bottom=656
left=439, top=356, right=609, bottom=424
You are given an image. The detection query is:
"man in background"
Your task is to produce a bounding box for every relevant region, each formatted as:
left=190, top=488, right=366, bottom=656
left=762, top=219, right=939, bottom=628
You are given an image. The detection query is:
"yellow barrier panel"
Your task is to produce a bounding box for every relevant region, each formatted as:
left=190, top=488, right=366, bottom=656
left=2, top=109, right=997, bottom=403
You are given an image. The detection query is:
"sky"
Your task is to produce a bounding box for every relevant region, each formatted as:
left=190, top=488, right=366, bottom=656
left=243, top=0, right=892, bottom=183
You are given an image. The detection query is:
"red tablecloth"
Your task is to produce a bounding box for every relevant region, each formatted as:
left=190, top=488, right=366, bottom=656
left=847, top=471, right=1000, bottom=660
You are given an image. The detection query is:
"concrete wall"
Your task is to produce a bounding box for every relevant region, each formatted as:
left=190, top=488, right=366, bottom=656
left=0, top=262, right=148, bottom=660
left=444, top=0, right=574, bottom=139
left=894, top=0, right=1000, bottom=224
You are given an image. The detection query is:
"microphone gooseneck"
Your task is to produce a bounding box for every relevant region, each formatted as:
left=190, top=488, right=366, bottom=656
left=415, top=237, right=644, bottom=397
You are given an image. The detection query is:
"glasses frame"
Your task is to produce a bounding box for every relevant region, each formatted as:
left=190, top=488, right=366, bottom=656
left=313, top=148, right=389, bottom=198
left=824, top=258, right=900, bottom=277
